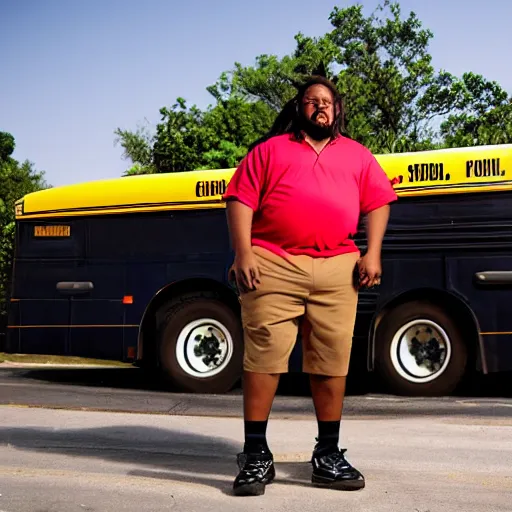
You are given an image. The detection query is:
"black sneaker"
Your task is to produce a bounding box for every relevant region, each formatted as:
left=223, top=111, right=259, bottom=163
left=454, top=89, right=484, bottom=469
left=233, top=448, right=275, bottom=496
left=311, top=445, right=365, bottom=490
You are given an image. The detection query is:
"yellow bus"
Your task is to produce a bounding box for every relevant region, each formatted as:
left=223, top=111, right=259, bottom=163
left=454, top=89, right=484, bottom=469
left=5, top=143, right=512, bottom=395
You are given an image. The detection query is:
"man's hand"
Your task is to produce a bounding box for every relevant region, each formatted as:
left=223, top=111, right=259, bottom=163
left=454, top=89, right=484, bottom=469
left=229, top=249, right=261, bottom=293
left=358, top=204, right=390, bottom=289
left=357, top=252, right=382, bottom=289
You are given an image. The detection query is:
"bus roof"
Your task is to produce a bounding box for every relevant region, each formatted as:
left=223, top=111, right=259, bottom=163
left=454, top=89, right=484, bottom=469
left=16, top=143, right=512, bottom=219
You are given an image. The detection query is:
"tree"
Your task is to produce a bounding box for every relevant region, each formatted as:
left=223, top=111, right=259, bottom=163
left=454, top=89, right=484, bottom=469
left=228, top=1, right=461, bottom=152
left=0, top=132, right=15, bottom=161
left=152, top=98, right=214, bottom=173
left=114, top=124, right=156, bottom=176
left=116, top=1, right=512, bottom=174
left=201, top=73, right=276, bottom=167
left=115, top=77, right=275, bottom=174
left=0, top=132, right=48, bottom=328
left=430, top=72, right=512, bottom=147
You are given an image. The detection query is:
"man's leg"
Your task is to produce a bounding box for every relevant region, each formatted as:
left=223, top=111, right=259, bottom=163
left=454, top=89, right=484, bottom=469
left=242, top=371, right=280, bottom=454
left=302, top=317, right=347, bottom=449
left=243, top=371, right=280, bottom=420
left=310, top=375, right=346, bottom=420
left=304, top=252, right=365, bottom=490
left=233, top=247, right=307, bottom=496
left=310, top=375, right=346, bottom=454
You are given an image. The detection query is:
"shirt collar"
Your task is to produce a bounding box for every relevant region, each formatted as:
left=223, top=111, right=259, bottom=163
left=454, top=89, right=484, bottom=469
left=290, top=132, right=344, bottom=145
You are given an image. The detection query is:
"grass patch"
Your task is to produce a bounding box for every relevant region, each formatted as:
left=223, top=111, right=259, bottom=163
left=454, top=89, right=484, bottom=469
left=0, top=352, right=132, bottom=367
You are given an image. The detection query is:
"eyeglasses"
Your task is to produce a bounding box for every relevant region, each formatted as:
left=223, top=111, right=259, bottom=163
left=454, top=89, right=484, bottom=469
left=303, top=97, right=332, bottom=108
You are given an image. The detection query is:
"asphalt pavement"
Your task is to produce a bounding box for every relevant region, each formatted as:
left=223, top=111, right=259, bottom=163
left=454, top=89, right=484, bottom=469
left=0, top=405, right=511, bottom=512
left=0, top=365, right=511, bottom=419
left=1, top=365, right=511, bottom=511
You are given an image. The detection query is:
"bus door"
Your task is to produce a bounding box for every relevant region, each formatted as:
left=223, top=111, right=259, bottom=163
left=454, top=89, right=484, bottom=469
left=66, top=289, right=126, bottom=361
left=9, top=221, right=82, bottom=355
left=447, top=254, right=512, bottom=373
left=67, top=218, right=127, bottom=361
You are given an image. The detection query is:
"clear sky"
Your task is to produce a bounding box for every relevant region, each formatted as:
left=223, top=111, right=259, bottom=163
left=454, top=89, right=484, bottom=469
left=2, top=0, right=511, bottom=187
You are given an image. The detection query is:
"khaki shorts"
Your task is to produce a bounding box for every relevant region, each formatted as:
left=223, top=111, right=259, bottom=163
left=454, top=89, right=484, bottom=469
left=240, top=246, right=360, bottom=377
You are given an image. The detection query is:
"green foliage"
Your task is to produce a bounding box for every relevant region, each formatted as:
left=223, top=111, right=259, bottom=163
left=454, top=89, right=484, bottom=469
left=114, top=125, right=157, bottom=176
left=116, top=82, right=275, bottom=173
left=327, top=1, right=439, bottom=151
left=115, top=1, right=512, bottom=174
left=434, top=72, right=512, bottom=147
left=0, top=133, right=48, bottom=325
left=152, top=98, right=213, bottom=173
left=0, top=132, right=15, bottom=161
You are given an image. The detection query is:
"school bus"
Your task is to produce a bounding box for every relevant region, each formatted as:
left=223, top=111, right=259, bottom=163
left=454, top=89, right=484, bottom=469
left=4, top=144, right=512, bottom=396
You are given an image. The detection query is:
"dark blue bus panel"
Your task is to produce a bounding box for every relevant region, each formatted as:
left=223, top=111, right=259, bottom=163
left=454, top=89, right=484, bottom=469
left=5, top=190, right=512, bottom=395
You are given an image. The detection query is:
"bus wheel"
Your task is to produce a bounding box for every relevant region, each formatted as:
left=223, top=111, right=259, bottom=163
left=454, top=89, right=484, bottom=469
left=374, top=300, right=467, bottom=396
left=157, top=297, right=243, bottom=394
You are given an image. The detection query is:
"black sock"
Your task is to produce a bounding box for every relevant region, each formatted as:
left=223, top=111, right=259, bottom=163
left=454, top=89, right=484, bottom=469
left=244, top=420, right=269, bottom=453
left=317, top=420, right=340, bottom=450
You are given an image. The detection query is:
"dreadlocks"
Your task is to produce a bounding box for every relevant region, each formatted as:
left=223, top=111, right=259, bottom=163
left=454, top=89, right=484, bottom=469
left=248, top=75, right=345, bottom=152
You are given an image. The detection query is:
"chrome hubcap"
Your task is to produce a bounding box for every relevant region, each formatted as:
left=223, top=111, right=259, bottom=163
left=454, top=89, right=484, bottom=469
left=175, top=318, right=233, bottom=378
left=390, top=319, right=451, bottom=383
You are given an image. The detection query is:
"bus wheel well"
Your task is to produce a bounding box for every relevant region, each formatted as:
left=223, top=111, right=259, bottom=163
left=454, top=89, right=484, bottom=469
left=369, top=288, right=482, bottom=372
left=137, top=278, right=240, bottom=366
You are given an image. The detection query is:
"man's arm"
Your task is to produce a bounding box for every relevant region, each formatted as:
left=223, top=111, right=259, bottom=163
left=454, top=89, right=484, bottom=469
left=226, top=200, right=260, bottom=291
left=357, top=149, right=396, bottom=288
left=223, top=142, right=268, bottom=291
left=358, top=205, right=390, bottom=288
left=365, top=204, right=390, bottom=258
left=226, top=200, right=254, bottom=256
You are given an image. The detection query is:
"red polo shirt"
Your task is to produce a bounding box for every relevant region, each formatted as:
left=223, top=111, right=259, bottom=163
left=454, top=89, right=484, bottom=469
left=223, top=133, right=397, bottom=258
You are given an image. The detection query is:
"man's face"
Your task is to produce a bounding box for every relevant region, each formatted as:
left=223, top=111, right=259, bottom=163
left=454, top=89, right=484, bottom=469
left=301, top=84, right=335, bottom=127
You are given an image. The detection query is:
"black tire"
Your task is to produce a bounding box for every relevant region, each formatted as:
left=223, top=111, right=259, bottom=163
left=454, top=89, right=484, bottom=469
left=157, top=296, right=243, bottom=394
left=374, top=300, right=468, bottom=396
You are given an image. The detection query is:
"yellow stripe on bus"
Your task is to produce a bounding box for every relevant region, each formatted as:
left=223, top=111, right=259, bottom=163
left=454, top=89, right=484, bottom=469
left=15, top=144, right=512, bottom=220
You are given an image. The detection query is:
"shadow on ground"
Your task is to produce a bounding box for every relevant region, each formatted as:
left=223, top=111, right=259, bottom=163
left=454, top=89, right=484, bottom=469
left=0, top=425, right=315, bottom=495
left=4, top=364, right=511, bottom=399
left=0, top=364, right=375, bottom=397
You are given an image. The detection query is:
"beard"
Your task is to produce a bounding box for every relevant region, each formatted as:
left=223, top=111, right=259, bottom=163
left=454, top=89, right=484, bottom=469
left=298, top=109, right=336, bottom=141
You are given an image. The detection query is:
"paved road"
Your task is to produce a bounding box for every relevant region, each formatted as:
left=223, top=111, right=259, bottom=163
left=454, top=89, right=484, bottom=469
left=0, top=405, right=511, bottom=512
left=1, top=366, right=512, bottom=419
left=1, top=366, right=511, bottom=510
